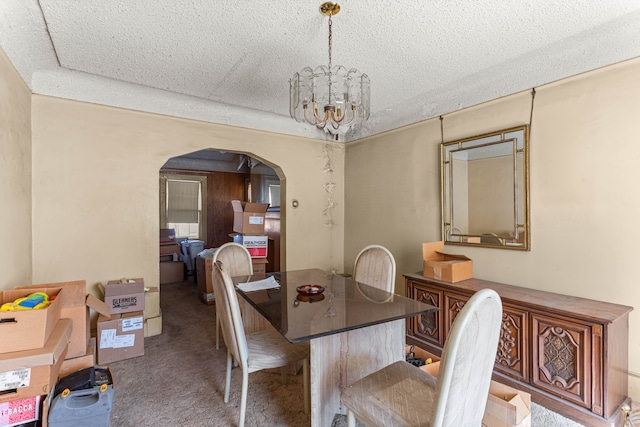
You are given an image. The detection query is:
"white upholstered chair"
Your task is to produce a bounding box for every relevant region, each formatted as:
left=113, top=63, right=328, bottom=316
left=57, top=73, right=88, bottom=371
left=353, top=245, right=396, bottom=293
left=341, top=288, right=503, bottom=427
left=212, top=261, right=310, bottom=427
left=213, top=242, right=253, bottom=350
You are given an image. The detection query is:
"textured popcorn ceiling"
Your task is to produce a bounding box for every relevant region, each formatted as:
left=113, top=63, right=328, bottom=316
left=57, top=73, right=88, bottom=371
left=2, top=0, right=640, bottom=142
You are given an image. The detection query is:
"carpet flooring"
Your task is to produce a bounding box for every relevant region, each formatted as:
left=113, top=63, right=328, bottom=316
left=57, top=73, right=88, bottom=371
left=107, top=279, right=605, bottom=427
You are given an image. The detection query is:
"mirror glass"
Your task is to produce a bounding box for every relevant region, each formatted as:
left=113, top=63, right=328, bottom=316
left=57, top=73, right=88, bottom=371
left=441, top=125, right=530, bottom=250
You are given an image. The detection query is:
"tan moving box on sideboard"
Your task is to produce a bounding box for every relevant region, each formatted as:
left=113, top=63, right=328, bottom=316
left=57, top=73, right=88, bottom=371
left=422, top=241, right=472, bottom=283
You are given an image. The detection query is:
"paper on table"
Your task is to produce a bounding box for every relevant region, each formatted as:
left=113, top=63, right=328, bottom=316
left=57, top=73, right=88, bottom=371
left=237, top=276, right=280, bottom=292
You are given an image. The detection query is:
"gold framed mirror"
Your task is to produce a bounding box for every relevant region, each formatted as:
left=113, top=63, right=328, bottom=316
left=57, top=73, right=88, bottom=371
left=441, top=125, right=530, bottom=250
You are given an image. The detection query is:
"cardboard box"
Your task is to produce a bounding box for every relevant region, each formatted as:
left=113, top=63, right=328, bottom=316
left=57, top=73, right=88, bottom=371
left=143, top=287, right=160, bottom=319
left=95, top=302, right=144, bottom=365
left=483, top=382, right=531, bottom=427
left=160, top=254, right=178, bottom=262
left=0, top=319, right=71, bottom=403
left=14, top=281, right=88, bottom=359
left=252, top=258, right=268, bottom=275
left=413, top=358, right=531, bottom=427
left=160, top=228, right=176, bottom=243
left=195, top=257, right=215, bottom=305
left=232, top=234, right=268, bottom=258
left=419, top=360, right=440, bottom=376
left=160, top=261, right=184, bottom=285
left=144, top=313, right=162, bottom=338
left=231, top=201, right=269, bottom=235
left=422, top=241, right=473, bottom=283
left=59, top=338, right=96, bottom=378
left=0, top=395, right=40, bottom=427
left=0, top=286, right=69, bottom=354
left=100, top=278, right=145, bottom=314
left=160, top=242, right=181, bottom=257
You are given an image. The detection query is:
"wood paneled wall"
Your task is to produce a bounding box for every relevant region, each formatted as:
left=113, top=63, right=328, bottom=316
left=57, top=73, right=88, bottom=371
left=207, top=171, right=245, bottom=248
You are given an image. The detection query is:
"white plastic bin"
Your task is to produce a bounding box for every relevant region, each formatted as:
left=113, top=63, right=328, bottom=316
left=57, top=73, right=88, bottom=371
left=180, top=239, right=205, bottom=273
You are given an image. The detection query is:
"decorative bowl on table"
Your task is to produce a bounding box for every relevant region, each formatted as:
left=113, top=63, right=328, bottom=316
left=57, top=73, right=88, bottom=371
left=296, top=284, right=325, bottom=296
left=295, top=293, right=325, bottom=304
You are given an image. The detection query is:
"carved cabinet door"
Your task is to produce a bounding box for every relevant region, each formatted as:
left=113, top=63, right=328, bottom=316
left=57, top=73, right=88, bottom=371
left=495, top=304, right=528, bottom=382
left=410, top=281, right=444, bottom=347
left=443, top=291, right=470, bottom=334
left=531, top=312, right=593, bottom=410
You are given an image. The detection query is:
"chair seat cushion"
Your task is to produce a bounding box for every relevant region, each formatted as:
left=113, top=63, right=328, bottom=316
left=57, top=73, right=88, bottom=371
left=246, top=328, right=309, bottom=373
left=341, top=361, right=438, bottom=427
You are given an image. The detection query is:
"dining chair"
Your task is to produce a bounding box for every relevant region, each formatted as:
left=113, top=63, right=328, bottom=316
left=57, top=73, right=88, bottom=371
left=353, top=245, right=396, bottom=293
left=341, top=288, right=503, bottom=427
left=213, top=242, right=253, bottom=350
left=212, top=261, right=310, bottom=427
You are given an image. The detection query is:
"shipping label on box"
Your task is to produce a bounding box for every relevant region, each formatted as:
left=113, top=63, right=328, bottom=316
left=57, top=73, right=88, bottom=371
left=0, top=369, right=30, bottom=392
left=233, top=234, right=268, bottom=258
left=0, top=395, right=40, bottom=427
left=96, top=311, right=144, bottom=365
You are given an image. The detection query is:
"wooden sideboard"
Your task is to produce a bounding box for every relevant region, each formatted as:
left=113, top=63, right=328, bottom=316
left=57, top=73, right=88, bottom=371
left=404, top=272, right=633, bottom=427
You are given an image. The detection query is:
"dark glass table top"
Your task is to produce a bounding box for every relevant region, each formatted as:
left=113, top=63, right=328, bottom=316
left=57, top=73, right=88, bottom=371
left=232, top=269, right=438, bottom=343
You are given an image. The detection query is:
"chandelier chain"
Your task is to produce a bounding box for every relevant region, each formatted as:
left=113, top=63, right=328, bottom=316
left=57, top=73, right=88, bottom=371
left=327, top=13, right=333, bottom=104
left=328, top=14, right=333, bottom=69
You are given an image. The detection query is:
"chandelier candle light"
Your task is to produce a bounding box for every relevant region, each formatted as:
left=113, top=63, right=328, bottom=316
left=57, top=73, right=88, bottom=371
left=289, top=2, right=370, bottom=137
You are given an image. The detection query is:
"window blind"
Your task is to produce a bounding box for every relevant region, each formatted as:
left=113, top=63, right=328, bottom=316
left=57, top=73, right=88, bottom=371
left=167, top=180, right=200, bottom=223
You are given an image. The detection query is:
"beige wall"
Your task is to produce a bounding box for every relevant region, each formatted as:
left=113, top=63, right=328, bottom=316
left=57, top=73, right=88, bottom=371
left=345, top=57, right=640, bottom=400
left=30, top=97, right=345, bottom=293
left=0, top=48, right=32, bottom=288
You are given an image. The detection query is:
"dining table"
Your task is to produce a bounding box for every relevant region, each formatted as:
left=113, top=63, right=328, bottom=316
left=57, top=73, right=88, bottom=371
left=232, top=268, right=438, bottom=427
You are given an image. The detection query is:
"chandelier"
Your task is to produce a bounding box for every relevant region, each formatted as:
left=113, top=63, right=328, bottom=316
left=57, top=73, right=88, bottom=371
left=289, top=2, right=370, bottom=137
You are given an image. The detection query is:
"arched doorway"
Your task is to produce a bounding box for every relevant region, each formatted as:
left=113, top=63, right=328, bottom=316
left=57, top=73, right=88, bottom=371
left=158, top=148, right=284, bottom=286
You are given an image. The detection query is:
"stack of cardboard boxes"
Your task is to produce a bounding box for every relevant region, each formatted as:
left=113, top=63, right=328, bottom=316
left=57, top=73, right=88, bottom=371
left=230, top=200, right=270, bottom=275
left=0, top=281, right=97, bottom=426
left=194, top=201, right=270, bottom=305
left=159, top=228, right=184, bottom=285
left=96, top=278, right=146, bottom=364
left=0, top=278, right=155, bottom=425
